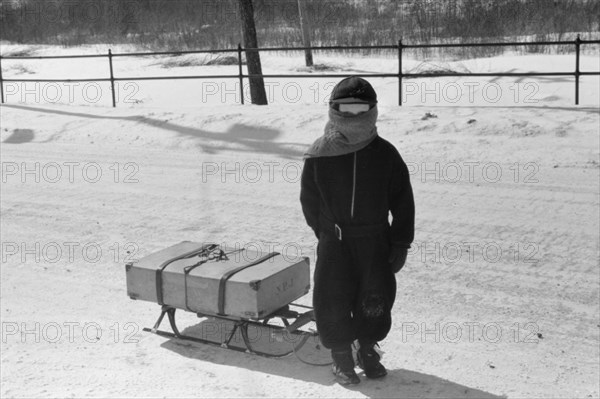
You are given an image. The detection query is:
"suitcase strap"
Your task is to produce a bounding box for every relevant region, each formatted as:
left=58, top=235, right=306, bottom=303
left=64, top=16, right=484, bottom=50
left=182, top=246, right=229, bottom=312
left=217, top=251, right=280, bottom=316
left=155, top=243, right=217, bottom=305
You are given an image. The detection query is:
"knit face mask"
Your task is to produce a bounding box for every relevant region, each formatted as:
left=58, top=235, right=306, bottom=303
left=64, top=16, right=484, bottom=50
left=326, top=105, right=378, bottom=145
left=303, top=105, right=378, bottom=158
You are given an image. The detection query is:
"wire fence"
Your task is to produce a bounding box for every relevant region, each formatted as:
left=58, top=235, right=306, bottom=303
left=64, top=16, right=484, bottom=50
left=0, top=35, right=599, bottom=107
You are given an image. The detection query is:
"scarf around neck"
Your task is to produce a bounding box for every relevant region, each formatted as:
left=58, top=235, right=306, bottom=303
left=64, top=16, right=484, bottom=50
left=303, top=106, right=378, bottom=159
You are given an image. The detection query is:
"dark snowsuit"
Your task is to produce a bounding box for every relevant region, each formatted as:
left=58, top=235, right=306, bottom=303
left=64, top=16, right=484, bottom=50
left=300, top=136, right=414, bottom=350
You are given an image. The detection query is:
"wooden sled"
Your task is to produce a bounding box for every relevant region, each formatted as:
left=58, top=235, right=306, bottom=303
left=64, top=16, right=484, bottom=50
left=127, top=242, right=331, bottom=365
left=143, top=302, right=332, bottom=365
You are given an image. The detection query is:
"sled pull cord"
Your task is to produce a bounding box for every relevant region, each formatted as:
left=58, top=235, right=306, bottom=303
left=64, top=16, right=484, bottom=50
left=217, top=252, right=280, bottom=316
left=155, top=243, right=217, bottom=305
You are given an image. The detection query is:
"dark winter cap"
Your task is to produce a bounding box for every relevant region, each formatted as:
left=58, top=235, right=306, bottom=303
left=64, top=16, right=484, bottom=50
left=329, top=76, right=378, bottom=104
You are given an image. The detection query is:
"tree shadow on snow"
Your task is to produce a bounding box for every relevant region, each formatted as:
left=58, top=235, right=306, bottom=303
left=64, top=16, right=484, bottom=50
left=156, top=318, right=505, bottom=398
left=3, top=128, right=35, bottom=144
left=2, top=104, right=305, bottom=159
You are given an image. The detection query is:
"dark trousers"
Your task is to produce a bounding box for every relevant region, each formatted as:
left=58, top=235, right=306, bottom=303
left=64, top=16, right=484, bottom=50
left=313, top=231, right=397, bottom=350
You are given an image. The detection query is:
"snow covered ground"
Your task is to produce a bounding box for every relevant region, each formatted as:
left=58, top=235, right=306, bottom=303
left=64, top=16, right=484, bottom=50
left=1, top=45, right=599, bottom=398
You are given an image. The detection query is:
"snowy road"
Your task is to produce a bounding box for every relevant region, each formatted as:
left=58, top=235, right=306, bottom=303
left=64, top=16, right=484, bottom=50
left=1, top=99, right=598, bottom=398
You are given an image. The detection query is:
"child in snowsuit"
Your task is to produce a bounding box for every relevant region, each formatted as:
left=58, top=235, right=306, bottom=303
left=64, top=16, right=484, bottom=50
left=300, top=76, right=415, bottom=385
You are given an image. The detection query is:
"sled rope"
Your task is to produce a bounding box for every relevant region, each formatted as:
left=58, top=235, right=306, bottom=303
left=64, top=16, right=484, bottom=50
left=290, top=335, right=333, bottom=367
left=280, top=316, right=333, bottom=367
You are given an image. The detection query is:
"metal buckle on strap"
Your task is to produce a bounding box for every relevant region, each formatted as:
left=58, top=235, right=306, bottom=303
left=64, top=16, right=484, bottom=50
left=334, top=224, right=342, bottom=241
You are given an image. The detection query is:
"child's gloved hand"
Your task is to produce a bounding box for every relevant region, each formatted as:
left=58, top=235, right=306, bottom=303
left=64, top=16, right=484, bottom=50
left=388, top=246, right=408, bottom=273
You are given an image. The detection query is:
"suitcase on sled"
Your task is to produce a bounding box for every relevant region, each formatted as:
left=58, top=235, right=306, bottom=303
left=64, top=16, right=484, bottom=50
left=125, top=241, right=311, bottom=319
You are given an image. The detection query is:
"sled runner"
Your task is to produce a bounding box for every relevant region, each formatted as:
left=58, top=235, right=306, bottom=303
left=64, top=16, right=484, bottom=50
left=126, top=241, right=330, bottom=365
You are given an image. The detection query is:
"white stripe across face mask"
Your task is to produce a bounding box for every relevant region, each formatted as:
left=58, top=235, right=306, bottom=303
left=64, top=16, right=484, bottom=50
left=338, top=103, right=371, bottom=114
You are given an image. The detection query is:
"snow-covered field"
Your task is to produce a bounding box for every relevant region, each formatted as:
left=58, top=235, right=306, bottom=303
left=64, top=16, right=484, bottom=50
left=1, top=45, right=599, bottom=398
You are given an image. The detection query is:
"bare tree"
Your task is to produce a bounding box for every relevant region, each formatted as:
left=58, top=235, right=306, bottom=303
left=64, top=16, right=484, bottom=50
left=239, top=0, right=268, bottom=105
left=297, top=0, right=313, bottom=66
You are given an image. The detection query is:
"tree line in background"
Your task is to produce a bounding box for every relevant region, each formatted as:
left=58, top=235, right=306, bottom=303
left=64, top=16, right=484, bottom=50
left=1, top=0, right=599, bottom=51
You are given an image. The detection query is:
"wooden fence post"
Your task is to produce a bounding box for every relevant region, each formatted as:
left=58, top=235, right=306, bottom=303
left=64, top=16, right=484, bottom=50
left=398, top=39, right=403, bottom=106
left=575, top=34, right=581, bottom=105
left=237, top=43, right=245, bottom=105
left=108, top=49, right=116, bottom=108
left=0, top=55, right=4, bottom=104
